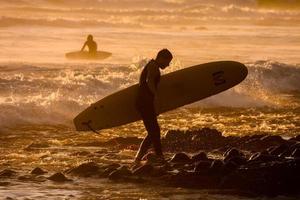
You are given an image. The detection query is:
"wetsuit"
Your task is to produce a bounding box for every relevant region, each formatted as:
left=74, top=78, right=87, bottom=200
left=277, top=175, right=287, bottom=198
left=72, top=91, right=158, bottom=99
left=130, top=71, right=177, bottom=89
left=82, top=40, right=97, bottom=54
left=135, top=59, right=162, bottom=160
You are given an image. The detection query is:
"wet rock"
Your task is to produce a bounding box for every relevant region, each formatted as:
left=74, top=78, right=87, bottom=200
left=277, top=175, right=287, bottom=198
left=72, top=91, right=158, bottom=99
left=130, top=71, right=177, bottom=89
left=31, top=167, right=47, bottom=175
left=108, top=166, right=132, bottom=180
left=224, top=148, right=242, bottom=159
left=67, top=162, right=101, bottom=177
left=151, top=166, right=168, bottom=177
left=170, top=152, right=191, bottom=164
left=194, top=161, right=211, bottom=173
left=0, top=169, right=17, bottom=178
left=209, top=160, right=224, bottom=174
left=260, top=135, right=285, bottom=146
left=268, top=144, right=289, bottom=156
left=48, top=172, right=71, bottom=182
left=142, top=152, right=157, bottom=163
left=225, top=156, right=247, bottom=166
left=221, top=160, right=300, bottom=196
left=132, top=164, right=154, bottom=176
left=291, top=148, right=300, bottom=158
left=164, top=130, right=186, bottom=141
left=191, top=151, right=208, bottom=162
left=248, top=152, right=278, bottom=162
left=102, top=163, right=121, bottom=177
left=223, top=160, right=239, bottom=174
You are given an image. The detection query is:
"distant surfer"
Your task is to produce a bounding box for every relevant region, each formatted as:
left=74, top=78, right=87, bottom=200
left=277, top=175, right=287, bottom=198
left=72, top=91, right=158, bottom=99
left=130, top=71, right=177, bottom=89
left=81, top=34, right=97, bottom=54
left=134, top=49, right=173, bottom=164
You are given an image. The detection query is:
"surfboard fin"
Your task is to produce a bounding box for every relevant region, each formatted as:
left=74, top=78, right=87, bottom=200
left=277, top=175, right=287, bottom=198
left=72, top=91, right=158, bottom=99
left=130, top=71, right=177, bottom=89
left=82, top=120, right=101, bottom=135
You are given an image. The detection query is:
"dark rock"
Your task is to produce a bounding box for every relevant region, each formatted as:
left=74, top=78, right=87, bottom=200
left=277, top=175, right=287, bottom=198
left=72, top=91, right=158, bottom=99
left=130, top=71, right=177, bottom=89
left=209, top=160, right=224, bottom=174
left=194, top=161, right=211, bottom=173
left=67, top=162, right=100, bottom=177
left=0, top=169, right=17, bottom=178
left=249, top=152, right=278, bottom=162
left=268, top=144, right=289, bottom=156
left=48, top=172, right=71, bottom=182
left=224, top=148, right=245, bottom=163
left=142, top=152, right=157, bottom=163
left=102, top=163, right=121, bottom=177
left=291, top=148, right=300, bottom=158
left=260, top=135, right=285, bottom=146
left=225, top=156, right=247, bottom=166
left=132, top=164, right=154, bottom=176
left=108, top=166, right=132, bottom=180
left=31, top=167, right=47, bottom=175
left=191, top=151, right=208, bottom=163
left=170, top=152, right=191, bottom=164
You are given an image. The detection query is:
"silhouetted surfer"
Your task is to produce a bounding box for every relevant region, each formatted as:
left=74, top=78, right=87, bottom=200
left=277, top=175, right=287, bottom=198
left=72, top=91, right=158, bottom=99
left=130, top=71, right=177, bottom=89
left=134, top=49, right=173, bottom=164
left=81, top=34, right=97, bottom=54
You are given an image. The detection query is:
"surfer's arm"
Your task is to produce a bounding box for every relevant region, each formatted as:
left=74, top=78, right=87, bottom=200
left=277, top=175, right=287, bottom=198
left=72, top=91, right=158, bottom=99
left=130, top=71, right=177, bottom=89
left=81, top=42, right=87, bottom=51
left=147, top=65, right=159, bottom=96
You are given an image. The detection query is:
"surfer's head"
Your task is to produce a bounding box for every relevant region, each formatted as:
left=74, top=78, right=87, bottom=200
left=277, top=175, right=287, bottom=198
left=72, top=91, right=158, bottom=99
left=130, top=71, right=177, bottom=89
left=87, top=34, right=93, bottom=41
left=156, top=49, right=173, bottom=69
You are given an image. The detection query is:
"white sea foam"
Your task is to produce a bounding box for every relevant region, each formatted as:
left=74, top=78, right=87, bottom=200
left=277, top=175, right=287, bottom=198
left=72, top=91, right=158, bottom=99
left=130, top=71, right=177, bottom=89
left=0, top=60, right=299, bottom=128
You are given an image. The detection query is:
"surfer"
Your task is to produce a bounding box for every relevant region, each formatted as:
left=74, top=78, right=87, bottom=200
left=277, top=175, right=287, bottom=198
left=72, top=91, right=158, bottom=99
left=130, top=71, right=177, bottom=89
left=81, top=34, right=97, bottom=54
left=134, top=49, right=173, bottom=164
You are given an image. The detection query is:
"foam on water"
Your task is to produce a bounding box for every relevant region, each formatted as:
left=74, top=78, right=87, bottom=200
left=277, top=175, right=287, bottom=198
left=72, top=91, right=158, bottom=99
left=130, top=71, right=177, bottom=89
left=0, top=60, right=299, bottom=129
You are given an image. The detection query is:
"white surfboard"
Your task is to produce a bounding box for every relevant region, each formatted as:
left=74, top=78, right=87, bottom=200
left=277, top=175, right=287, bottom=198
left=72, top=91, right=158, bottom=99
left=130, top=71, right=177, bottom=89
left=74, top=61, right=248, bottom=131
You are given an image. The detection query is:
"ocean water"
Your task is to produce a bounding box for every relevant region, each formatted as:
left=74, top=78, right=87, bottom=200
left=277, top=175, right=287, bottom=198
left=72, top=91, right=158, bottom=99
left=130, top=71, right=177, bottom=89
left=0, top=0, right=299, bottom=199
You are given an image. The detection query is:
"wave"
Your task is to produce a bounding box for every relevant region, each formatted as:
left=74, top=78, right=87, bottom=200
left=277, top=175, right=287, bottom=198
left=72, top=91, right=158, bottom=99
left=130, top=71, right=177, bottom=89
left=0, top=16, right=142, bottom=28
left=1, top=2, right=300, bottom=28
left=0, top=60, right=299, bottom=128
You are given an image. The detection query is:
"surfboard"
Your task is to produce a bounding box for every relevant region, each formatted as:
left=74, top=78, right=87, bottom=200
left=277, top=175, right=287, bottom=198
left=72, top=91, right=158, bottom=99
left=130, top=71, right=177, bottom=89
left=74, top=61, right=248, bottom=131
left=65, top=51, right=112, bottom=60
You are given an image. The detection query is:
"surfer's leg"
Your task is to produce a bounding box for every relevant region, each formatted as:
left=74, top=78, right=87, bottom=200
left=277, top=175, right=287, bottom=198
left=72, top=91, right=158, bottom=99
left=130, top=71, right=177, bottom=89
left=142, top=109, right=163, bottom=157
left=148, top=117, right=163, bottom=157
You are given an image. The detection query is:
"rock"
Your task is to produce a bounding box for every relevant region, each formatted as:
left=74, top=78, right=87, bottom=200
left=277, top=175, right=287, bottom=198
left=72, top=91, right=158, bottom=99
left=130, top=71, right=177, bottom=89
left=291, top=148, right=300, bottom=158
left=194, top=161, right=211, bottom=173
left=0, top=169, right=17, bottom=178
left=224, top=148, right=241, bottom=159
left=268, top=144, right=289, bottom=156
left=225, top=156, right=247, bottom=166
left=132, top=164, right=154, bottom=176
left=191, top=151, right=208, bottom=162
left=249, top=152, right=278, bottom=162
left=108, top=166, right=132, bottom=180
left=170, top=152, right=191, bottom=164
left=102, top=163, right=121, bottom=177
left=31, top=167, right=47, bottom=175
left=48, top=172, right=71, bottom=182
left=67, top=162, right=100, bottom=177
left=209, top=160, right=224, bottom=174
left=142, top=152, right=157, bottom=163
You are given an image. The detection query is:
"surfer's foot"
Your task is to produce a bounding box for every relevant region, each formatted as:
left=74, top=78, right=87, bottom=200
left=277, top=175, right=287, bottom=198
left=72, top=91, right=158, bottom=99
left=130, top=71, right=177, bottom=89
left=147, top=155, right=168, bottom=166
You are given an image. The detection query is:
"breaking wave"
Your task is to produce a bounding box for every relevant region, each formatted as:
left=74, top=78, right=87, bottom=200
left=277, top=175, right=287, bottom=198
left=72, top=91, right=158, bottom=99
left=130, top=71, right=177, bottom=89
left=0, top=60, right=299, bottom=128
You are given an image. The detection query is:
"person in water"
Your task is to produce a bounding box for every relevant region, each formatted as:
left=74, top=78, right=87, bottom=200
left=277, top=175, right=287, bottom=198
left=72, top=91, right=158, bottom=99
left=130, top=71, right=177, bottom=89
left=81, top=34, right=97, bottom=54
left=134, top=49, right=173, bottom=164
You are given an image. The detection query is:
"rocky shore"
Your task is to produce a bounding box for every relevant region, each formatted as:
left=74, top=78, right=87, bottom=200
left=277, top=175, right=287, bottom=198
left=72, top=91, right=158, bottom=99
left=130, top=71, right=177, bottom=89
left=1, top=128, right=299, bottom=197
